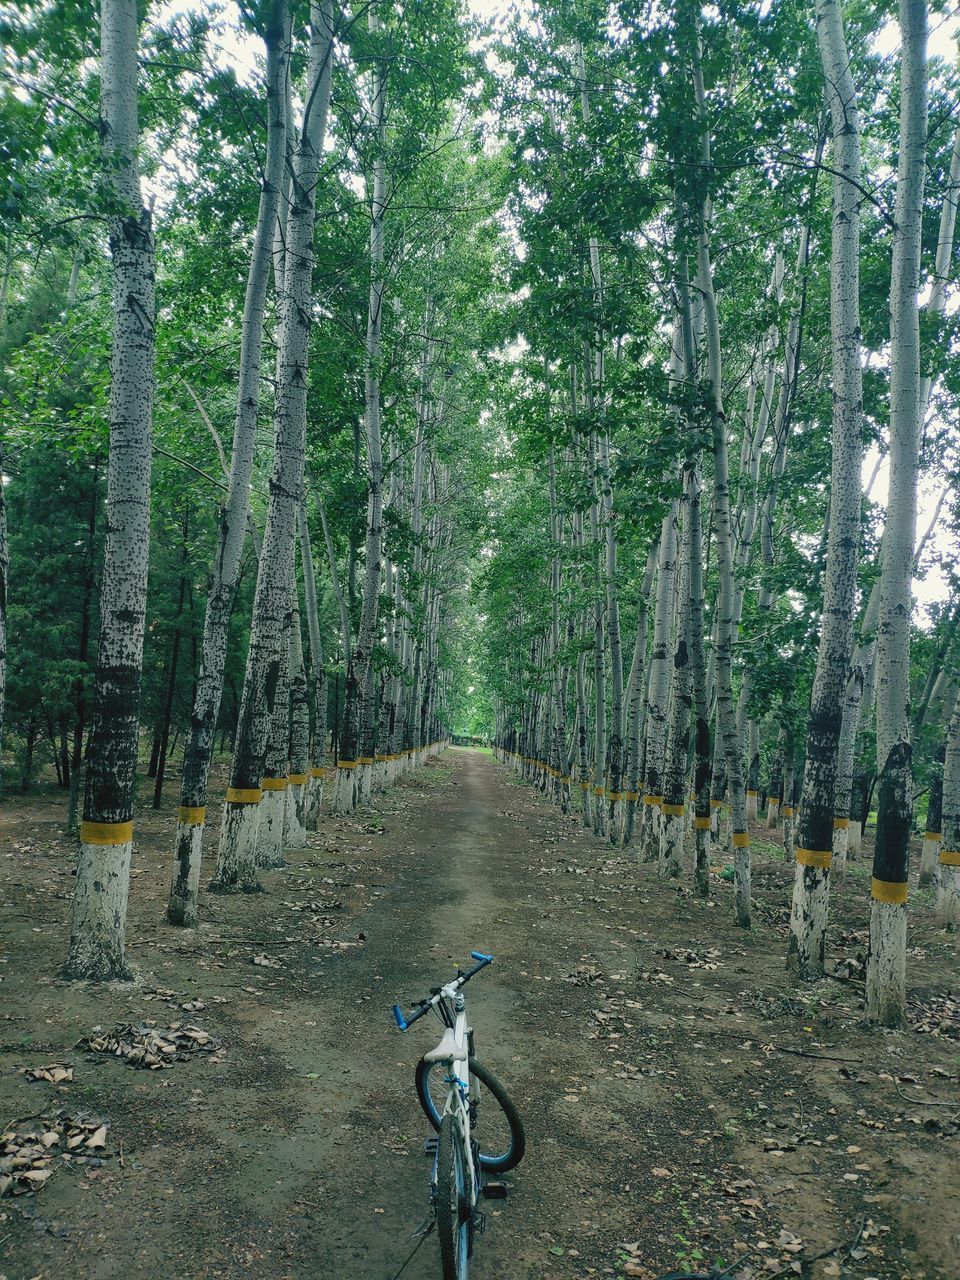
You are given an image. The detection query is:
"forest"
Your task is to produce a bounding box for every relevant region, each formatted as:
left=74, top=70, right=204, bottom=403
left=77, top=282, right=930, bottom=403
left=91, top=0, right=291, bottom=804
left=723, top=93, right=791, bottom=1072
left=0, top=0, right=958, bottom=1278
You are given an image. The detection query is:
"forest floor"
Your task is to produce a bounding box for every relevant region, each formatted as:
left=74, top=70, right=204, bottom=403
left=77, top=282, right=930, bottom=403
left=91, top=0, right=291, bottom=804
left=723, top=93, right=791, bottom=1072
left=0, top=748, right=958, bottom=1280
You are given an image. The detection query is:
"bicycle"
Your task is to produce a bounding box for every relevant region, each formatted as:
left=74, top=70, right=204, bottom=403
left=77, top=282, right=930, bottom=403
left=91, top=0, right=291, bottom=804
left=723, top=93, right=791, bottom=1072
left=392, top=950, right=525, bottom=1280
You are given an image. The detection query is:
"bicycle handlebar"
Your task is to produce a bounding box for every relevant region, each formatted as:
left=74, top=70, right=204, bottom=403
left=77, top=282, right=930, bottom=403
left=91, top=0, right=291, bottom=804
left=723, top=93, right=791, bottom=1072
left=392, top=951, right=493, bottom=1031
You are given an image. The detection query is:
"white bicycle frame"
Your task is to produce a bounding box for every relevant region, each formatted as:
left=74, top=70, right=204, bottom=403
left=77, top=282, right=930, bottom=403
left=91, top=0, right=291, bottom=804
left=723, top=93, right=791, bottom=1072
left=393, top=951, right=494, bottom=1231
left=430, top=983, right=481, bottom=1208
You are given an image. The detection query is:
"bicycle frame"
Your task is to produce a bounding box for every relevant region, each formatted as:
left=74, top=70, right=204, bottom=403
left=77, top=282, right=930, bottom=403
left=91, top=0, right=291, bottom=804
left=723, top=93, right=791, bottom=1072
left=429, top=986, right=480, bottom=1212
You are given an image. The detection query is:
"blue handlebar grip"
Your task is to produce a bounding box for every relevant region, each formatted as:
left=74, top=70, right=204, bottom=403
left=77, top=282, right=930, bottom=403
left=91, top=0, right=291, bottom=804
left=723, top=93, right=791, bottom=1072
left=392, top=1004, right=408, bottom=1031
left=470, top=951, right=493, bottom=962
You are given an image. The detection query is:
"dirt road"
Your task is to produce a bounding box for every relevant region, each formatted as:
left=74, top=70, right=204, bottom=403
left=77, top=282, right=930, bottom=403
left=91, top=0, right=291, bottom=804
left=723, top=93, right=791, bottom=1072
left=1, top=748, right=957, bottom=1279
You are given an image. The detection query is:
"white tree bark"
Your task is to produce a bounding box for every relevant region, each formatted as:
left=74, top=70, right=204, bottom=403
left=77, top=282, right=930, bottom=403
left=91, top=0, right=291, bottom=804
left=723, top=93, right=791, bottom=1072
left=334, top=5, right=388, bottom=810
left=787, top=0, right=863, bottom=979
left=64, top=0, right=155, bottom=981
left=937, top=687, right=960, bottom=926
left=620, top=541, right=658, bottom=847
left=660, top=466, right=692, bottom=880
left=695, top=222, right=749, bottom=919
left=168, top=0, right=292, bottom=924
left=642, top=497, right=678, bottom=854
left=298, top=505, right=327, bottom=828
left=867, top=0, right=927, bottom=1027
left=285, top=593, right=309, bottom=848
left=213, top=1, right=334, bottom=889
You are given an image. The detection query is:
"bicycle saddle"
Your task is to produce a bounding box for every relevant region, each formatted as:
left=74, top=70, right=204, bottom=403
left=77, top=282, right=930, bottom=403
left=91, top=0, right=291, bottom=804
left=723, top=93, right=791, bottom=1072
left=423, top=1028, right=468, bottom=1063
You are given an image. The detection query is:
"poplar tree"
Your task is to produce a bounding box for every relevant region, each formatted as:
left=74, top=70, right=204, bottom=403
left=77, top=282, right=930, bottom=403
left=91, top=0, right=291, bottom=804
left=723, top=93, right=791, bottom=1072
left=787, top=0, right=863, bottom=979
left=167, top=0, right=292, bottom=925
left=867, top=0, right=927, bottom=1026
left=63, top=0, right=155, bottom=981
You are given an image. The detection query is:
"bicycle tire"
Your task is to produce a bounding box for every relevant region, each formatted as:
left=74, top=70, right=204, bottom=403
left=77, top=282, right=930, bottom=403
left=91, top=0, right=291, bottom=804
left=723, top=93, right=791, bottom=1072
left=437, top=1113, right=471, bottom=1280
left=416, top=1055, right=525, bottom=1173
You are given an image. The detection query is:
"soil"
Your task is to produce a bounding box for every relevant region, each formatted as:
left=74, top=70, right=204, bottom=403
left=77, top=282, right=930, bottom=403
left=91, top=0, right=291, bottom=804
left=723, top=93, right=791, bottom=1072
left=1, top=748, right=958, bottom=1280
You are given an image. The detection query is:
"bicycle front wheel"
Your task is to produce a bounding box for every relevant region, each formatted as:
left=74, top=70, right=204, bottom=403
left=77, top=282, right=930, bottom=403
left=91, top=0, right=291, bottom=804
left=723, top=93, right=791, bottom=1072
left=437, top=1113, right=471, bottom=1280
left=416, top=1056, right=525, bottom=1173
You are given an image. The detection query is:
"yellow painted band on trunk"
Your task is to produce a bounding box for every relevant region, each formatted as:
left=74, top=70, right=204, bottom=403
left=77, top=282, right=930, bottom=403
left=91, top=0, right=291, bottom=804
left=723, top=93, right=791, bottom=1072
left=833, top=817, right=850, bottom=829
left=746, top=790, right=758, bottom=797
left=661, top=803, right=685, bottom=817
left=178, top=806, right=206, bottom=824
left=593, top=786, right=604, bottom=795
left=923, top=831, right=942, bottom=841
left=642, top=794, right=663, bottom=806
left=357, top=757, right=374, bottom=765
left=607, top=791, right=624, bottom=802
left=871, top=877, right=908, bottom=905
left=337, top=760, right=359, bottom=770
left=732, top=832, right=750, bottom=848
left=579, top=781, right=591, bottom=790
left=796, top=847, right=831, bottom=869
left=625, top=791, right=639, bottom=801
left=310, top=767, right=326, bottom=778
left=693, top=816, right=711, bottom=830
left=710, top=799, right=722, bottom=810
left=261, top=777, right=288, bottom=791
left=81, top=819, right=134, bottom=846
left=288, top=774, right=308, bottom=785
left=782, top=806, right=794, bottom=817
left=226, top=787, right=262, bottom=804
left=561, top=776, right=571, bottom=784
left=939, top=849, right=960, bottom=867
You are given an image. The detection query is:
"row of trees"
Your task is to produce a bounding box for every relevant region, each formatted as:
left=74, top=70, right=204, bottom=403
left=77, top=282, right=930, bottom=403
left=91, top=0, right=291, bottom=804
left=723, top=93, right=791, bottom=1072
left=2, top=0, right=496, bottom=979
left=478, top=0, right=960, bottom=1027
left=3, top=0, right=959, bottom=1017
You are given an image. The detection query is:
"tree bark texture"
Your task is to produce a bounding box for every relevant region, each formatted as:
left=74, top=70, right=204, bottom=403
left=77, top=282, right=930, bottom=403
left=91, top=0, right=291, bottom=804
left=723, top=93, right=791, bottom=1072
left=212, top=0, right=334, bottom=890
left=285, top=593, right=310, bottom=848
left=64, top=0, right=155, bottom=981
left=867, top=0, right=926, bottom=1028
left=937, top=688, right=960, bottom=926
left=333, top=5, right=387, bottom=812
left=168, top=0, right=292, bottom=925
left=787, top=0, right=863, bottom=979
left=298, top=505, right=327, bottom=828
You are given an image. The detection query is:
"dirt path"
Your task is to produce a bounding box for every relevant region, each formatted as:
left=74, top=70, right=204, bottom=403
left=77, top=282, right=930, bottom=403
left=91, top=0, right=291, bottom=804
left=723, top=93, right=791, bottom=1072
left=1, top=748, right=958, bottom=1280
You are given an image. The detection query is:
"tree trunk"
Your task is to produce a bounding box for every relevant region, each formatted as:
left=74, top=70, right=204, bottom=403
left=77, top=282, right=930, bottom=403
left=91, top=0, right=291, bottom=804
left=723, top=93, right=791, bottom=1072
left=285, top=592, right=309, bottom=848
left=71, top=454, right=101, bottom=784
left=621, top=541, right=658, bottom=847
left=787, top=0, right=863, bottom=979
left=690, top=27, right=749, bottom=924
left=333, top=6, right=387, bottom=812
left=937, top=688, right=960, bottom=925
left=298, top=505, right=327, bottom=828
left=919, top=741, right=944, bottom=888
left=255, top=560, right=293, bottom=870
left=168, top=0, right=294, bottom=924
left=643, top=498, right=678, bottom=855
left=866, top=0, right=927, bottom=1027
left=63, top=0, right=155, bottom=981
left=153, top=548, right=188, bottom=810
left=660, top=466, right=692, bottom=881
left=211, top=1, right=334, bottom=892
